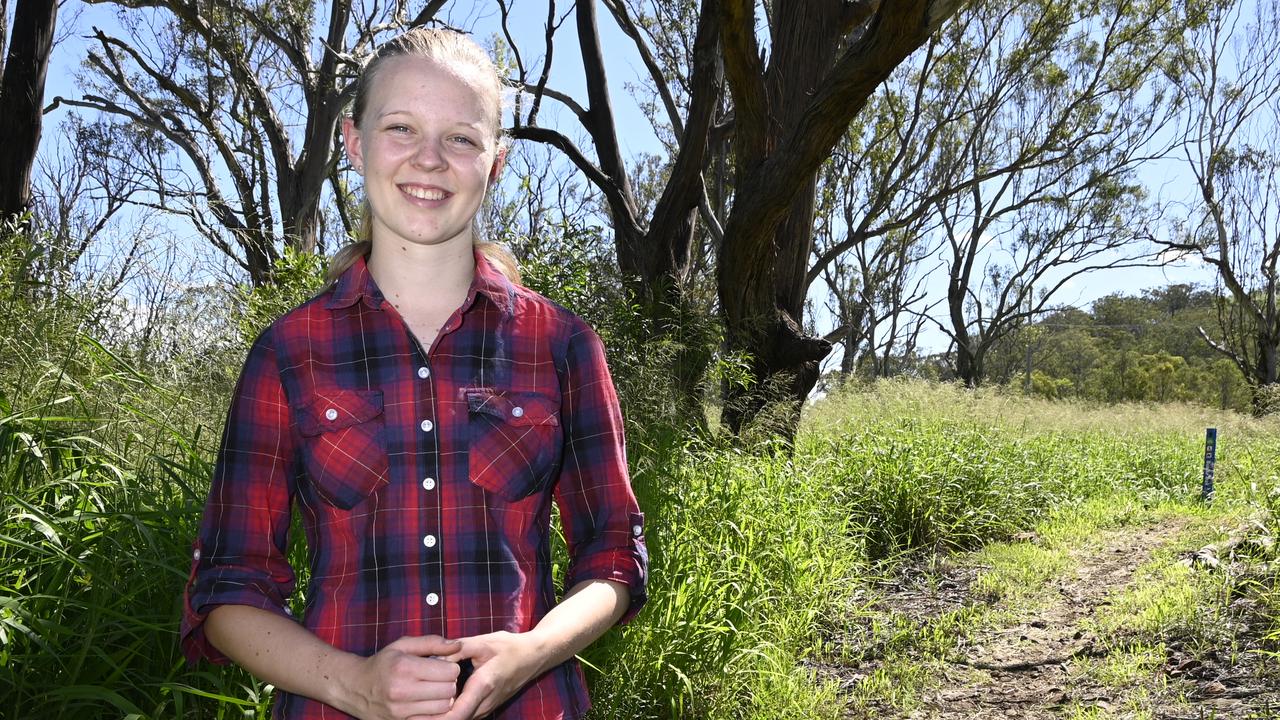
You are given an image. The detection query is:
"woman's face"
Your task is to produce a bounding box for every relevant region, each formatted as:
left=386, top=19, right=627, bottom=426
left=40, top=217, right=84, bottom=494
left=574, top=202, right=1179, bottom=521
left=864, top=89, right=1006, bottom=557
left=343, top=56, right=502, bottom=254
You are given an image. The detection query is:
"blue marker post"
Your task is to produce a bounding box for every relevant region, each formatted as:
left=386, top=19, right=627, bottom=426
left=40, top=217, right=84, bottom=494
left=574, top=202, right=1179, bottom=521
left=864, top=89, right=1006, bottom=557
left=1202, top=428, right=1218, bottom=503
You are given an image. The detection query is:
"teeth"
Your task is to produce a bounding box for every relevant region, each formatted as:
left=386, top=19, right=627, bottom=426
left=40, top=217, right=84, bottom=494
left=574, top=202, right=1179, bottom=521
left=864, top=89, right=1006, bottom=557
left=402, top=186, right=447, bottom=201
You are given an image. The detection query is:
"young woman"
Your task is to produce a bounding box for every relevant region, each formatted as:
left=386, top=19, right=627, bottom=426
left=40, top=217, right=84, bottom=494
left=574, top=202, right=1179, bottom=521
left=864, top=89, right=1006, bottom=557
left=181, top=28, right=648, bottom=720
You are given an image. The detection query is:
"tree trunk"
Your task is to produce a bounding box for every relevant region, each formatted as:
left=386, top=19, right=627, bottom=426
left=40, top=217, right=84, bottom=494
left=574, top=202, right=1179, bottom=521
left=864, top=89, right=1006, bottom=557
left=717, top=0, right=961, bottom=438
left=1251, top=338, right=1280, bottom=415
left=0, top=0, right=10, bottom=79
left=718, top=0, right=846, bottom=437
left=0, top=0, right=57, bottom=225
left=243, top=230, right=277, bottom=286
left=955, top=341, right=984, bottom=388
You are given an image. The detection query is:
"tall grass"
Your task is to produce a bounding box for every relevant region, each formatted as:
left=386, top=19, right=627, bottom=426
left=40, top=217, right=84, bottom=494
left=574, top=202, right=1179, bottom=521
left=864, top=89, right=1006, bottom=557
left=0, top=337, right=276, bottom=718
left=5, top=232, right=1280, bottom=717
left=581, top=430, right=861, bottom=719
left=573, top=379, right=1270, bottom=718
left=0, top=242, right=271, bottom=718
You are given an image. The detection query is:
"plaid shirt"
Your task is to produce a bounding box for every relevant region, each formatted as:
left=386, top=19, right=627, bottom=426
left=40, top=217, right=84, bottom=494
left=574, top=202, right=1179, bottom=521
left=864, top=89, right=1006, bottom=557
left=182, top=252, right=647, bottom=719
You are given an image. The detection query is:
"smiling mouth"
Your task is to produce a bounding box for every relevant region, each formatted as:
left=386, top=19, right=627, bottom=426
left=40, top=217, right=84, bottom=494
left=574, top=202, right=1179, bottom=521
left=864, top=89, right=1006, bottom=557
left=400, top=185, right=449, bottom=201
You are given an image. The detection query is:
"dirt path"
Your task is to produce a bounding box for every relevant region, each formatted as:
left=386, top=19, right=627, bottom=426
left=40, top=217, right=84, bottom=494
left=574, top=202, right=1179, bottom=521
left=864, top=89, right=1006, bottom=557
left=903, top=523, right=1180, bottom=719
left=842, top=519, right=1280, bottom=719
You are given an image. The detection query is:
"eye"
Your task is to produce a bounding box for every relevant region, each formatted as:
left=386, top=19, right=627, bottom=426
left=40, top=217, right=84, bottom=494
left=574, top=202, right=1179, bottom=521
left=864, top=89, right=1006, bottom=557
left=385, top=124, right=412, bottom=134
left=450, top=134, right=478, bottom=147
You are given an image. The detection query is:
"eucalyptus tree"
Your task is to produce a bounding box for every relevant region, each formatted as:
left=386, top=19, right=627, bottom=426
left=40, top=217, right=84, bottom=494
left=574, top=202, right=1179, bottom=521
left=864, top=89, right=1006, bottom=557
left=910, top=0, right=1178, bottom=386
left=812, top=138, right=934, bottom=380
left=1156, top=0, right=1280, bottom=413
left=0, top=0, right=58, bottom=226
left=509, top=0, right=966, bottom=436
left=803, top=0, right=1185, bottom=390
left=24, top=117, right=155, bottom=287
left=808, top=61, right=952, bottom=382
left=503, top=0, right=719, bottom=310
left=497, top=0, right=725, bottom=429
left=53, top=0, right=446, bottom=285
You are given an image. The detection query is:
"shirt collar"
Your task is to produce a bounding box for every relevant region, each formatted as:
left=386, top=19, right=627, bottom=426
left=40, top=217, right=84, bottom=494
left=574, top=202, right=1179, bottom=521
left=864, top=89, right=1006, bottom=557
left=325, top=253, right=384, bottom=310
left=325, top=248, right=516, bottom=317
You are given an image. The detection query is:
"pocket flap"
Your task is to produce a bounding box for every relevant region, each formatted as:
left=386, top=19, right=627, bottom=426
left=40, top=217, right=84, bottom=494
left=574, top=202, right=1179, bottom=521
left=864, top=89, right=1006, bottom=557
left=464, top=388, right=559, bottom=427
left=296, top=389, right=384, bottom=436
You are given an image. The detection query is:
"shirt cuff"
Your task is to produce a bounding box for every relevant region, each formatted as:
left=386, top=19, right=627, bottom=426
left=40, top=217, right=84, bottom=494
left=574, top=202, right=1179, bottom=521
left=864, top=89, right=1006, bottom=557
left=564, top=513, right=649, bottom=625
left=181, top=547, right=296, bottom=664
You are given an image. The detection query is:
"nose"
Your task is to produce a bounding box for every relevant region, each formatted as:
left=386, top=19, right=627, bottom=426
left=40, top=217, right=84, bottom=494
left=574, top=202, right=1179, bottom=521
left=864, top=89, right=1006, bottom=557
left=411, top=138, right=447, bottom=170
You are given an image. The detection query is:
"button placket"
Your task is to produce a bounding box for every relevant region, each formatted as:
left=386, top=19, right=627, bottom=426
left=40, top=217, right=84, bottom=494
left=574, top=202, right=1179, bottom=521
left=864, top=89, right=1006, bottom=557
left=412, top=349, right=443, bottom=623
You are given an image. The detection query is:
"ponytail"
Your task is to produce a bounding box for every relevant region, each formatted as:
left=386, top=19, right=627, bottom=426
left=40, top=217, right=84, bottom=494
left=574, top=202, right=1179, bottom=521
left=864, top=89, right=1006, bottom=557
left=476, top=241, right=521, bottom=285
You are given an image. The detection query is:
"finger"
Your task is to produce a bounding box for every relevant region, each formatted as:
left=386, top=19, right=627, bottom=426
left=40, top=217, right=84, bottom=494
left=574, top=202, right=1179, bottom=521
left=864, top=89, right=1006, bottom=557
left=391, top=634, right=464, bottom=657
left=440, top=677, right=487, bottom=720
left=390, top=696, right=453, bottom=718
left=385, top=673, right=458, bottom=704
left=438, top=637, right=486, bottom=664
left=384, top=652, right=460, bottom=685
left=415, top=657, right=462, bottom=683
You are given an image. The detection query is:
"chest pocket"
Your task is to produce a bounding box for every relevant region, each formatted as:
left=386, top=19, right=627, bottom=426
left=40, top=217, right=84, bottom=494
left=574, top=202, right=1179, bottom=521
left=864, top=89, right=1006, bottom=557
left=295, top=389, right=390, bottom=510
left=465, top=388, right=563, bottom=502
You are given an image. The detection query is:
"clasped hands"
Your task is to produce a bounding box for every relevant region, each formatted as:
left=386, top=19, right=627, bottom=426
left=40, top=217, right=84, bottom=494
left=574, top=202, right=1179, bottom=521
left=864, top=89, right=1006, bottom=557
left=348, top=630, right=546, bottom=720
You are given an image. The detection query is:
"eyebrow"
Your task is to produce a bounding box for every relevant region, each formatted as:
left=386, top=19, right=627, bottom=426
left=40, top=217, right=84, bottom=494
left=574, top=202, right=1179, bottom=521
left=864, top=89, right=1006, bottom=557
left=374, top=109, right=487, bottom=129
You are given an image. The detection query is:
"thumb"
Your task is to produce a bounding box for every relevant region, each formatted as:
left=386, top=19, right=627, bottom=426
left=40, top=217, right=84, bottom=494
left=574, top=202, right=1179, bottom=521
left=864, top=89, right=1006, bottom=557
left=392, top=634, right=463, bottom=657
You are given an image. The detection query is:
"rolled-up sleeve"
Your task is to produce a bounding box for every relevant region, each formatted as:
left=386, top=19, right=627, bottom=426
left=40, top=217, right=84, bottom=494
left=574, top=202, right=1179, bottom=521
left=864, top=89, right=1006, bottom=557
left=554, top=319, right=648, bottom=624
left=181, top=328, right=299, bottom=663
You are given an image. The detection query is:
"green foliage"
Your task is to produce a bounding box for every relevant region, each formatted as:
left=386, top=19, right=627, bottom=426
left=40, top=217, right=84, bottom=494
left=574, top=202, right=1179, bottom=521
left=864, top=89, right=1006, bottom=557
left=985, top=285, right=1255, bottom=410
left=511, top=222, right=722, bottom=434
left=810, top=414, right=1196, bottom=562
left=580, top=434, right=859, bottom=718
left=235, top=246, right=328, bottom=346
left=1030, top=369, right=1074, bottom=399
left=8, top=214, right=1280, bottom=717
left=0, top=229, right=270, bottom=717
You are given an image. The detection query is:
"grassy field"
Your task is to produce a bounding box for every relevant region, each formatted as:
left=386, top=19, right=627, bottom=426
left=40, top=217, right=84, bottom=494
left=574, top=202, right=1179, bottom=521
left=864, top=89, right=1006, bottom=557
left=3, top=284, right=1279, bottom=720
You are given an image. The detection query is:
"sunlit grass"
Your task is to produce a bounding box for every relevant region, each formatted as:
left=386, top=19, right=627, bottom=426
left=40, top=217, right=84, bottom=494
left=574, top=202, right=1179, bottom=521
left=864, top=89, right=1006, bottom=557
left=5, top=306, right=1280, bottom=718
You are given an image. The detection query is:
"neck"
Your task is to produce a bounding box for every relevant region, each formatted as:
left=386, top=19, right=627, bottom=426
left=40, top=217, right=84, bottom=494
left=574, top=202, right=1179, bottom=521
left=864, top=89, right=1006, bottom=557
left=366, top=239, right=475, bottom=313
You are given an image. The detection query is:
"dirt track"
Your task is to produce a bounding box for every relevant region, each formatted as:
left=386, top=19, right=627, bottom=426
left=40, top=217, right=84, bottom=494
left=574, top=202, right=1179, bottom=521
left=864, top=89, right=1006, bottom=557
left=838, top=520, right=1280, bottom=719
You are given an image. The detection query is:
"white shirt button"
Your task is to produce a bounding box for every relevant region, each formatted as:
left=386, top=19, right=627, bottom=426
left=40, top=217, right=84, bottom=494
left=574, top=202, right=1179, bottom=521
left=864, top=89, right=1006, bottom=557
left=422, top=477, right=436, bottom=491
left=423, top=534, right=437, bottom=548
left=425, top=592, right=439, bottom=606
left=417, top=366, right=430, bottom=379
left=193, top=549, right=201, bottom=561
left=632, top=524, right=643, bottom=537
left=511, top=406, right=525, bottom=418
left=324, top=408, right=338, bottom=421
left=420, top=419, right=434, bottom=432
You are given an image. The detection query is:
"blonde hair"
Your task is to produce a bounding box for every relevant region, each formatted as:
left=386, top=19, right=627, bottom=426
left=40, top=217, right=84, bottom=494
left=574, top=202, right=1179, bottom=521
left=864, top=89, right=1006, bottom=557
left=328, top=27, right=519, bottom=285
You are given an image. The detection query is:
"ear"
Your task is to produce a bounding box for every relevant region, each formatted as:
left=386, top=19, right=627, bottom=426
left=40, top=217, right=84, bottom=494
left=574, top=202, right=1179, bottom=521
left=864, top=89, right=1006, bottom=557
left=341, top=117, right=364, bottom=172
left=488, top=145, right=508, bottom=184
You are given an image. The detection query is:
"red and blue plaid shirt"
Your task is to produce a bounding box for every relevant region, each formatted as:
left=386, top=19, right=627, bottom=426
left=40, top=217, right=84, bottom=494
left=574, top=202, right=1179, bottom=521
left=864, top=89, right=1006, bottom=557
left=182, top=251, right=647, bottom=719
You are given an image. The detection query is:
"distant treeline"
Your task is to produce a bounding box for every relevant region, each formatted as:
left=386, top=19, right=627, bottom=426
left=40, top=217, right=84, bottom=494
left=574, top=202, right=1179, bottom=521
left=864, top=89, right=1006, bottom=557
left=942, top=285, right=1253, bottom=410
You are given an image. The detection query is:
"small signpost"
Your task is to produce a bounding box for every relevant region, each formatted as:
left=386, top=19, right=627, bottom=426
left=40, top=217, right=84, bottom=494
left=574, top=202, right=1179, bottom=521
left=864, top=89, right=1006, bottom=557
left=1202, top=428, right=1217, bottom=502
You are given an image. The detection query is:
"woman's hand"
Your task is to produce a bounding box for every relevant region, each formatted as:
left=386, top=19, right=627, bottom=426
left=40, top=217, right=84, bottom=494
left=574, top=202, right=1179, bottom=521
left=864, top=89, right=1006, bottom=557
left=431, top=580, right=629, bottom=719
left=338, top=635, right=463, bottom=720
left=437, top=631, right=547, bottom=719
